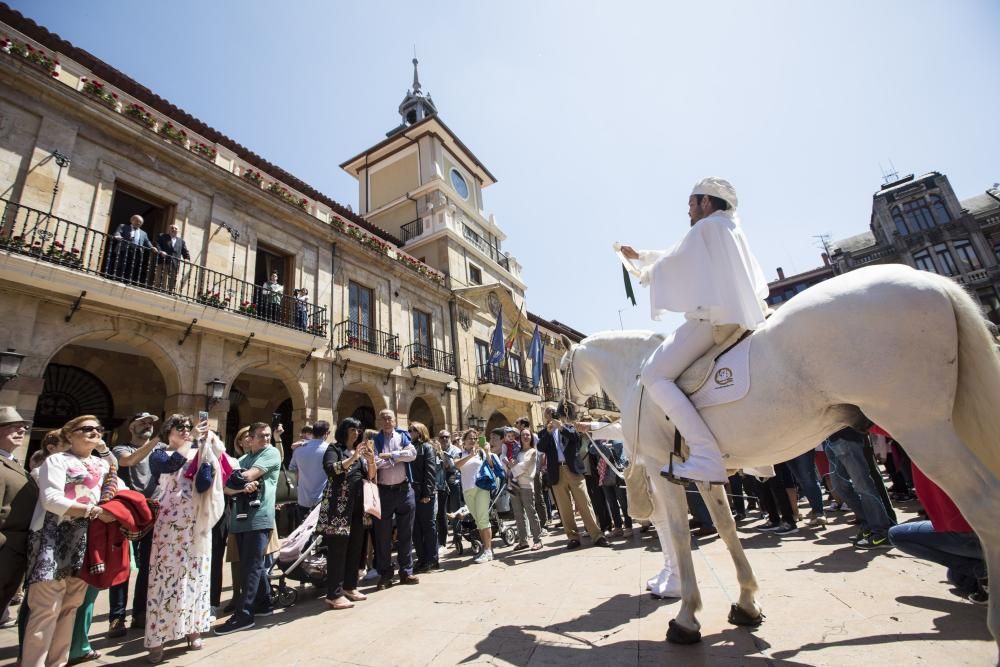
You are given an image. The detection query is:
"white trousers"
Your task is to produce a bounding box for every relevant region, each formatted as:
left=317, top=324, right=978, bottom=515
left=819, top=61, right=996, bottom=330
left=641, top=319, right=715, bottom=382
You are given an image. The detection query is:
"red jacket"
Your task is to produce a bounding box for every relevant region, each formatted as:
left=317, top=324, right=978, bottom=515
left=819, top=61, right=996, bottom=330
left=80, top=490, right=154, bottom=589
left=912, top=465, right=973, bottom=534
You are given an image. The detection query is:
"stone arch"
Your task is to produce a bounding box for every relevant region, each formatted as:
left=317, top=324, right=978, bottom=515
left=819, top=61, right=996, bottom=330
left=407, top=394, right=447, bottom=436
left=486, top=410, right=514, bottom=434
left=335, top=381, right=387, bottom=431
left=223, top=359, right=308, bottom=415
left=30, top=324, right=183, bottom=399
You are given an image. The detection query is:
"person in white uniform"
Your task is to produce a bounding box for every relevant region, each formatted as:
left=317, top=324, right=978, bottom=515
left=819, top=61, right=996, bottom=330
left=619, top=177, right=768, bottom=484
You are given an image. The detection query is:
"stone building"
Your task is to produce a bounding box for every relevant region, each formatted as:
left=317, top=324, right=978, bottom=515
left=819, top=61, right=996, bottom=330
left=0, top=8, right=615, bottom=460
left=829, top=172, right=1000, bottom=321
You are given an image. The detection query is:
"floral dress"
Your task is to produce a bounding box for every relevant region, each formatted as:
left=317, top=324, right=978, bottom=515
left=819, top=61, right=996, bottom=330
left=144, top=457, right=212, bottom=648
left=315, top=442, right=366, bottom=536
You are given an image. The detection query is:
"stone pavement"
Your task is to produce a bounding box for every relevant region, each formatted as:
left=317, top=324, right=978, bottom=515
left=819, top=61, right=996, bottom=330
left=1, top=504, right=995, bottom=666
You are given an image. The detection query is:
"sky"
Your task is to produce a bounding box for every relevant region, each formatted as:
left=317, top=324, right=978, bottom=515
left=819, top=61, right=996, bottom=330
left=9, top=0, right=999, bottom=334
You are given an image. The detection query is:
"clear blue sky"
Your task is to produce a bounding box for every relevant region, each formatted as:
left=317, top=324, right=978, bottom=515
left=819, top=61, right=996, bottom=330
left=10, top=0, right=999, bottom=334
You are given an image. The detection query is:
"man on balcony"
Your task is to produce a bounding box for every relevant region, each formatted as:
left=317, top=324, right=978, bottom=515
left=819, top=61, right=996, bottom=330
left=110, top=214, right=161, bottom=284
left=260, top=271, right=285, bottom=324
left=154, top=224, right=190, bottom=292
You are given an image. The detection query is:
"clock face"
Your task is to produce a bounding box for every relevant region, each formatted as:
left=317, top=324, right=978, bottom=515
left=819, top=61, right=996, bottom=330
left=450, top=168, right=470, bottom=200
left=488, top=292, right=501, bottom=317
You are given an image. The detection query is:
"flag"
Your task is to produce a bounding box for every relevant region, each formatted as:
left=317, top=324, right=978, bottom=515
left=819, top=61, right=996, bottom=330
left=488, top=308, right=505, bottom=366
left=505, top=303, right=524, bottom=353
left=623, top=264, right=636, bottom=306
left=528, top=324, right=544, bottom=387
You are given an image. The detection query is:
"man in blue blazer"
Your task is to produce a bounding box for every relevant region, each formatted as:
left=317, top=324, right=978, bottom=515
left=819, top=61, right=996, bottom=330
left=110, top=214, right=160, bottom=283
left=372, top=410, right=419, bottom=588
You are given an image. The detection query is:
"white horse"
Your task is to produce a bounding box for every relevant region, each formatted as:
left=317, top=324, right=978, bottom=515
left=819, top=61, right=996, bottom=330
left=560, top=264, right=1000, bottom=652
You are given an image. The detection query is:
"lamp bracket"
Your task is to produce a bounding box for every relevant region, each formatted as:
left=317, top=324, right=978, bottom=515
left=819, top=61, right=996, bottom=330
left=236, top=332, right=255, bottom=356
left=64, top=290, right=86, bottom=323
left=338, top=360, right=349, bottom=380
left=300, top=347, right=317, bottom=369
left=178, top=318, right=198, bottom=346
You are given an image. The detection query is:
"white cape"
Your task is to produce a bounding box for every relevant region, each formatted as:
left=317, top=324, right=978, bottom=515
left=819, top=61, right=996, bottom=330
left=625, top=211, right=769, bottom=328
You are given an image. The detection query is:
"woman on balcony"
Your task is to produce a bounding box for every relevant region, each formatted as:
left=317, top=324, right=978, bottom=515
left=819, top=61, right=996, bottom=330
left=144, top=415, right=226, bottom=664
left=316, top=418, right=375, bottom=610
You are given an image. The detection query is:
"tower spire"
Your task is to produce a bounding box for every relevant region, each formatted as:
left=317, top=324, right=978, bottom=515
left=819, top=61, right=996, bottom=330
left=388, top=55, right=438, bottom=136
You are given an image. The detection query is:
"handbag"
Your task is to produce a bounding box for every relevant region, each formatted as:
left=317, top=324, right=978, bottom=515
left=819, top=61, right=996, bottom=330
left=475, top=452, right=499, bottom=491
left=362, top=479, right=381, bottom=519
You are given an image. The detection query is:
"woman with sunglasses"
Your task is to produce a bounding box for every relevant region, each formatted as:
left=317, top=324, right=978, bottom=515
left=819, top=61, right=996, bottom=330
left=144, top=414, right=226, bottom=663
left=21, top=415, right=119, bottom=667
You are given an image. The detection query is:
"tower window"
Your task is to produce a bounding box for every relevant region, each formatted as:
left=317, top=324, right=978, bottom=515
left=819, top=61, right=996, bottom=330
left=468, top=263, right=482, bottom=285
left=450, top=168, right=470, bottom=200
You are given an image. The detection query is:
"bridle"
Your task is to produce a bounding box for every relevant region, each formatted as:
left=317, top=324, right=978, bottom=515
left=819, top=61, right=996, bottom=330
left=559, top=344, right=590, bottom=420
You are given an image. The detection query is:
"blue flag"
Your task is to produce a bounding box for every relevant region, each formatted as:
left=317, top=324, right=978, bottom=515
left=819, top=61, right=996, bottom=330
left=528, top=324, right=544, bottom=386
left=488, top=309, right=505, bottom=366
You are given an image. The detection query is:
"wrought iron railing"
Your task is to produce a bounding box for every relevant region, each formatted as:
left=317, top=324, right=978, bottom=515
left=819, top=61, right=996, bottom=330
left=462, top=224, right=511, bottom=272
left=405, top=343, right=455, bottom=375
left=400, top=218, right=424, bottom=244
left=541, top=386, right=562, bottom=402
left=333, top=321, right=400, bottom=360
left=0, top=199, right=327, bottom=335
left=476, top=363, right=537, bottom=395
left=586, top=395, right=620, bottom=412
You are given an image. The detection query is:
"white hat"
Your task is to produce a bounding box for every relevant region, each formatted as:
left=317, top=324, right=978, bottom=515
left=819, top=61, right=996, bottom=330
left=0, top=406, right=29, bottom=427
left=691, top=177, right=738, bottom=210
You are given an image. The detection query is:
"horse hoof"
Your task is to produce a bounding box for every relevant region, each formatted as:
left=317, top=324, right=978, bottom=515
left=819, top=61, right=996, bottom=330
left=727, top=603, right=765, bottom=627
left=666, top=619, right=702, bottom=644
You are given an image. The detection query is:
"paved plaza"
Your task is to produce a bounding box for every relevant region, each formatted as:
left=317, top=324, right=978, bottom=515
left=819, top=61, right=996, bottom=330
left=1, top=504, right=994, bottom=666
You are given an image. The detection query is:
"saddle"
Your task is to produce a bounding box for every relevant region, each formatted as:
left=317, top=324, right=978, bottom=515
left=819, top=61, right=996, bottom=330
left=676, top=323, right=748, bottom=395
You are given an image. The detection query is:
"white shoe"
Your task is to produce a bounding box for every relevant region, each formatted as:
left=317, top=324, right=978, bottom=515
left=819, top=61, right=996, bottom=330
left=473, top=550, right=492, bottom=564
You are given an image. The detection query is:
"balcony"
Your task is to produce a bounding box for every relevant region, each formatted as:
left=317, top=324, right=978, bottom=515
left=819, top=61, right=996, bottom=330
left=586, top=396, right=620, bottom=414
left=0, top=199, right=327, bottom=335
left=541, top=386, right=562, bottom=403
left=476, top=363, right=538, bottom=402
left=400, top=219, right=423, bottom=244
left=333, top=321, right=400, bottom=371
left=404, top=343, right=456, bottom=384
left=956, top=269, right=990, bottom=286
left=462, top=225, right=511, bottom=272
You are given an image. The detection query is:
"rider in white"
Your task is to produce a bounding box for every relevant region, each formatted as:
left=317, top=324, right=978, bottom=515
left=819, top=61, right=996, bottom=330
left=620, top=177, right=768, bottom=485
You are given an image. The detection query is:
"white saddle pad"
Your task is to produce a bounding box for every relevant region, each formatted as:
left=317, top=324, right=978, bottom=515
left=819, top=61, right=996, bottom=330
left=689, top=335, right=752, bottom=409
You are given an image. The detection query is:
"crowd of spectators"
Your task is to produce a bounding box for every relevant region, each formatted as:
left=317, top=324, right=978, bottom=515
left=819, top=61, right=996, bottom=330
left=0, top=405, right=987, bottom=666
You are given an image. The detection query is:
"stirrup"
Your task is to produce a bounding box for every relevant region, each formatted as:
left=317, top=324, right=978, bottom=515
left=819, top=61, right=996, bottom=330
left=660, top=451, right=689, bottom=486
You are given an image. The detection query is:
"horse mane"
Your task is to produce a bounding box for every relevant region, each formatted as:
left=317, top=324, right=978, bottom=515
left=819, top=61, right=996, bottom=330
left=582, top=329, right=665, bottom=344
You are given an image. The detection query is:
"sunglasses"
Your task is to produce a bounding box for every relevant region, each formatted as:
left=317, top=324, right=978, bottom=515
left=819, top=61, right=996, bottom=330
left=174, top=424, right=194, bottom=432
left=73, top=425, right=105, bottom=435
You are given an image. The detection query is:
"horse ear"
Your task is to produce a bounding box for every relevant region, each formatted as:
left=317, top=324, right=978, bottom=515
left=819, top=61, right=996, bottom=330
left=560, top=334, right=573, bottom=350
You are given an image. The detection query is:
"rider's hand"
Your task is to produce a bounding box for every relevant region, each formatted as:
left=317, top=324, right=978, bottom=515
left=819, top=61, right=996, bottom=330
left=620, top=245, right=639, bottom=260
left=574, top=421, right=591, bottom=433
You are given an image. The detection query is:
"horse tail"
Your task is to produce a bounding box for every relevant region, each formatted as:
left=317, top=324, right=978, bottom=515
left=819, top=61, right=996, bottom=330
left=943, top=277, right=1000, bottom=481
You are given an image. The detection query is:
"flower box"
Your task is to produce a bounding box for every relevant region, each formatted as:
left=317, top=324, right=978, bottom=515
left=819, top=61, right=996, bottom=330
left=2, top=37, right=60, bottom=77
left=237, top=300, right=256, bottom=315
left=43, top=241, right=82, bottom=266
left=80, top=78, right=119, bottom=111
left=191, top=142, right=217, bottom=161
left=124, top=103, right=156, bottom=130
left=266, top=182, right=308, bottom=210
left=159, top=122, right=188, bottom=147
left=197, top=291, right=231, bottom=309
left=307, top=323, right=326, bottom=335
left=242, top=169, right=264, bottom=187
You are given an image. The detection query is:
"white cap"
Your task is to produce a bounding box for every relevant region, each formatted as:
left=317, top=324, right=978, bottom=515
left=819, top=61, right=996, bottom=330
left=691, top=177, right=738, bottom=210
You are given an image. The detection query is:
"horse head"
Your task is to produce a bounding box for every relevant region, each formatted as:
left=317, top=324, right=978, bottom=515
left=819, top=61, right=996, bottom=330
left=557, top=333, right=603, bottom=420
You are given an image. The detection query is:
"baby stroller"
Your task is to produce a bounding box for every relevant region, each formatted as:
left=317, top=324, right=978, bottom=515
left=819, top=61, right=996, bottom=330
left=452, top=480, right=517, bottom=556
left=271, top=503, right=326, bottom=608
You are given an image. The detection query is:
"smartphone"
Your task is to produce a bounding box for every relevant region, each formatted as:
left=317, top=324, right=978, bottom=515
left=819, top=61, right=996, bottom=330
left=198, top=410, right=209, bottom=423
left=272, top=412, right=282, bottom=425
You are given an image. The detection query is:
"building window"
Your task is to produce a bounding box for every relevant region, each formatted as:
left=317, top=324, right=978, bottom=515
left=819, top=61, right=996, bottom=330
left=912, top=249, right=937, bottom=273
left=891, top=206, right=909, bottom=235
left=977, top=287, right=1000, bottom=324
left=412, top=309, right=432, bottom=362
left=509, top=354, right=524, bottom=379
left=934, top=243, right=957, bottom=276
left=468, top=263, right=482, bottom=285
left=992, top=241, right=1000, bottom=264
left=474, top=338, right=490, bottom=374
left=348, top=281, right=374, bottom=343
left=903, top=199, right=936, bottom=231
left=930, top=195, right=951, bottom=225
left=953, top=240, right=982, bottom=272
